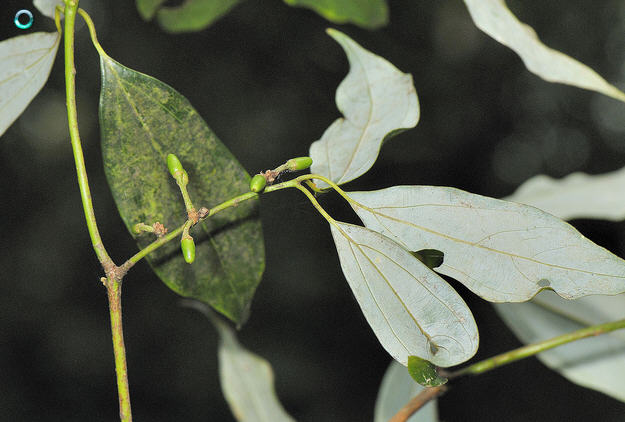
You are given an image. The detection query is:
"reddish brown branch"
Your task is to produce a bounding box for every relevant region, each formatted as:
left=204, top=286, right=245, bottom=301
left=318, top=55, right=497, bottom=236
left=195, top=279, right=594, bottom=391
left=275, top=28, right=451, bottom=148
left=388, top=385, right=447, bottom=422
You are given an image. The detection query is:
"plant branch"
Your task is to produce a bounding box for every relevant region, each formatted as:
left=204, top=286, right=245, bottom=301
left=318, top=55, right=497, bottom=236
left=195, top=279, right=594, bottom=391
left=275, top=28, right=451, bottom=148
left=388, top=385, right=447, bottom=422
left=448, top=317, right=625, bottom=378
left=64, top=2, right=131, bottom=420
left=63, top=0, right=112, bottom=269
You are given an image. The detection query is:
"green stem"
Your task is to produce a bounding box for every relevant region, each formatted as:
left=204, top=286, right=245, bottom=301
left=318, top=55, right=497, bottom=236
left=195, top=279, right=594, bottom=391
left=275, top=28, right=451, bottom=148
left=64, top=1, right=112, bottom=268
left=107, top=280, right=132, bottom=422
left=64, top=2, right=131, bottom=420
left=449, top=317, right=625, bottom=377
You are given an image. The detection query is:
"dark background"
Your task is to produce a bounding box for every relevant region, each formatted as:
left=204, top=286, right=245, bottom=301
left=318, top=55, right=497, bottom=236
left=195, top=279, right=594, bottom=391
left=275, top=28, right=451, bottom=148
left=2, top=0, right=625, bottom=420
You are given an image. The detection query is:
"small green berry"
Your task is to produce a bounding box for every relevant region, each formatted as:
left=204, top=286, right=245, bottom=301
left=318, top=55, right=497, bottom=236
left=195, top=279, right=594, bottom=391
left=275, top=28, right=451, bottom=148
left=286, top=156, right=313, bottom=171
left=250, top=174, right=267, bottom=192
left=167, top=154, right=184, bottom=178
left=181, top=237, right=196, bottom=264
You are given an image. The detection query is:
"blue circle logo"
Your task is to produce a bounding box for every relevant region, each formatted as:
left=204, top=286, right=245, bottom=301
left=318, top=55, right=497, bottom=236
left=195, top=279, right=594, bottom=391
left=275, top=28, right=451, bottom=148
left=14, top=9, right=34, bottom=30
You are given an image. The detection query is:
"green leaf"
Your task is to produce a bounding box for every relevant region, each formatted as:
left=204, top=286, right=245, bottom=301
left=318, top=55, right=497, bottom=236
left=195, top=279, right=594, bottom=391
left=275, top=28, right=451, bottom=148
left=135, top=0, right=167, bottom=20
left=330, top=221, right=478, bottom=367
left=349, top=186, right=625, bottom=302
left=412, top=249, right=444, bottom=270
left=156, top=0, right=243, bottom=33
left=495, top=291, right=625, bottom=402
left=407, top=356, right=448, bottom=387
left=0, top=32, right=60, bottom=137
left=506, top=167, right=625, bottom=222
left=99, top=55, right=264, bottom=324
left=374, top=360, right=439, bottom=422
left=309, top=29, right=419, bottom=187
left=184, top=301, right=295, bottom=421
left=463, top=0, right=625, bottom=102
left=284, top=0, right=388, bottom=29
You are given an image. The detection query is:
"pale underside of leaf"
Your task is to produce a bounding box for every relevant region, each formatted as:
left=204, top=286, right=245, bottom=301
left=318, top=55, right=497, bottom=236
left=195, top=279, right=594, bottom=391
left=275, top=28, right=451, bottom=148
left=330, top=221, right=478, bottom=367
left=185, top=301, right=295, bottom=422
left=374, top=360, right=439, bottom=422
left=33, top=0, right=64, bottom=19
left=349, top=186, right=625, bottom=302
left=463, top=0, right=625, bottom=102
left=495, top=291, right=625, bottom=402
left=506, top=168, right=625, bottom=222
left=0, top=32, right=60, bottom=137
left=309, top=29, right=419, bottom=187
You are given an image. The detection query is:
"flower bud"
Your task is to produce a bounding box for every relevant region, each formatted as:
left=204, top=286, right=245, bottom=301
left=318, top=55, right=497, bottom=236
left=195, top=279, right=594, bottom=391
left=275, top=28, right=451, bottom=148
left=249, top=174, right=267, bottom=192
left=286, top=156, right=313, bottom=171
left=167, top=154, right=184, bottom=178
left=181, top=237, right=196, bottom=264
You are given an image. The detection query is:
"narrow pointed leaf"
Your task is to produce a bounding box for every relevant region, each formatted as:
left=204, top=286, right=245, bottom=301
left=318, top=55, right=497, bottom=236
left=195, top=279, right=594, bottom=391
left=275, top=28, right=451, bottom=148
left=283, top=0, right=388, bottom=29
left=374, top=360, right=439, bottom=422
left=349, top=186, right=625, bottom=301
left=506, top=168, right=625, bottom=222
left=185, top=301, right=295, bottom=422
left=156, top=0, right=243, bottom=33
left=495, top=291, right=625, bottom=402
left=407, top=356, right=447, bottom=387
left=0, top=32, right=60, bottom=137
left=99, top=55, right=264, bottom=324
left=464, top=0, right=625, bottom=102
left=33, top=0, right=64, bottom=19
left=330, top=221, right=478, bottom=367
left=309, top=29, right=419, bottom=187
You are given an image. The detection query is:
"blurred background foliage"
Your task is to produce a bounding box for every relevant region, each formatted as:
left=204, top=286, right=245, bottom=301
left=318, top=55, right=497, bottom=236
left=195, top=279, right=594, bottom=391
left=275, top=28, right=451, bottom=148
left=2, top=0, right=625, bottom=420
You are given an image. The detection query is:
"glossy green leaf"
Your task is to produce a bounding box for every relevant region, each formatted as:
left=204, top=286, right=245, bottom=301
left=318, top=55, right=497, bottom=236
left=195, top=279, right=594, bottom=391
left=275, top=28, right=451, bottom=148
left=33, top=0, right=64, bottom=19
left=283, top=0, right=388, bottom=29
left=464, top=0, right=625, bottom=102
left=495, top=291, right=625, bottom=402
left=506, top=167, right=625, bottom=222
left=374, top=360, right=439, bottom=422
left=349, top=186, right=625, bottom=302
left=99, top=55, right=264, bottom=324
left=330, top=221, right=478, bottom=367
left=407, top=356, right=447, bottom=387
left=0, top=32, right=60, bottom=137
left=135, top=0, right=167, bottom=20
left=412, top=249, right=444, bottom=270
left=309, top=29, right=419, bottom=187
left=185, top=301, right=295, bottom=421
left=157, top=0, right=243, bottom=33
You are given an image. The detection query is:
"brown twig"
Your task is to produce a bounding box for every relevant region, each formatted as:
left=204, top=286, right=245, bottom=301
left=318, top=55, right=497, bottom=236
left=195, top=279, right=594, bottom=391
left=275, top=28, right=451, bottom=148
left=388, top=385, right=447, bottom=422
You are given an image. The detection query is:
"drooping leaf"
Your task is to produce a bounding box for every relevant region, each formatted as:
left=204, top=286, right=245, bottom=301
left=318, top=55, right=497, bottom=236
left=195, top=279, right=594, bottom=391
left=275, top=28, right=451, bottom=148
left=309, top=29, right=419, bottom=187
left=135, top=0, right=167, bottom=20
left=0, top=31, right=60, bottom=137
left=348, top=186, right=625, bottom=302
left=283, top=0, right=388, bottom=29
left=463, top=0, right=625, bottom=102
left=495, top=291, right=625, bottom=402
left=374, top=360, right=439, bottom=422
left=157, top=0, right=243, bottom=33
left=184, top=300, right=296, bottom=422
left=407, top=356, right=447, bottom=387
left=506, top=168, right=625, bottom=222
left=33, top=0, right=64, bottom=19
left=99, top=54, right=264, bottom=324
left=330, top=221, right=478, bottom=367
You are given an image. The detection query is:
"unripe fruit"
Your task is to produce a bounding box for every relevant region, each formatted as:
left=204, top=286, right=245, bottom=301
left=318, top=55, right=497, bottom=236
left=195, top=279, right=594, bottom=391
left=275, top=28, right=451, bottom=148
left=286, top=156, right=313, bottom=171
left=181, top=237, right=196, bottom=264
left=250, top=174, right=267, bottom=192
left=167, top=154, right=184, bottom=178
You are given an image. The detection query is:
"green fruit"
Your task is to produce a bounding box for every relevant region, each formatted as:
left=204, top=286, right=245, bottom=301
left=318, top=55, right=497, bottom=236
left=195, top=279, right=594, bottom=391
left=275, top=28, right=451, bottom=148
left=250, top=174, right=267, bottom=192
left=167, top=154, right=184, bottom=178
left=181, top=237, right=196, bottom=264
left=286, top=156, right=313, bottom=171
